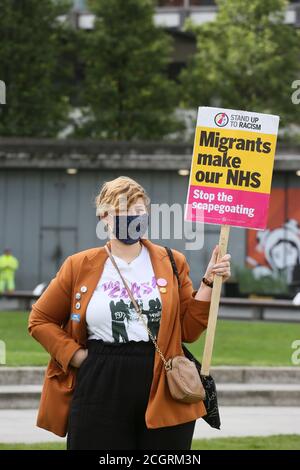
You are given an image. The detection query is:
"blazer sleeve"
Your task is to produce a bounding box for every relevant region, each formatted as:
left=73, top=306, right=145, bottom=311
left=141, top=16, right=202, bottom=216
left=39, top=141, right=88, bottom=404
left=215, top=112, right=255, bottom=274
left=28, top=255, right=82, bottom=374
left=176, top=252, right=211, bottom=343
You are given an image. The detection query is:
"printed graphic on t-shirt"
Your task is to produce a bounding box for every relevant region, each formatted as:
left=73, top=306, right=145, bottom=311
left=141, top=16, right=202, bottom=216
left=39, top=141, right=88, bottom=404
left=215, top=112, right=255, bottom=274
left=86, top=245, right=163, bottom=343
left=101, top=276, right=157, bottom=299
left=109, top=297, right=162, bottom=343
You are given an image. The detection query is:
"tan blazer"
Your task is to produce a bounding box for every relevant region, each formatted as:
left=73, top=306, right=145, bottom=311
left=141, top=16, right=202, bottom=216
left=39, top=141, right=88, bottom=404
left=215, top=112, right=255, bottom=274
left=28, top=238, right=211, bottom=437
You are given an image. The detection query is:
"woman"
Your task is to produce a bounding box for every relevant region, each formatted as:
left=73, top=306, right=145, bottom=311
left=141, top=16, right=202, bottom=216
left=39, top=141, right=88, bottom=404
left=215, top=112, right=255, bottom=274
left=28, top=176, right=231, bottom=450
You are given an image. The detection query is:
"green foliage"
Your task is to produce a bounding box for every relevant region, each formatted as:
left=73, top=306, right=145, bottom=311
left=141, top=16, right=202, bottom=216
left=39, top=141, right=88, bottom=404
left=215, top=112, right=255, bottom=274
left=0, top=0, right=72, bottom=137
left=74, top=0, right=180, bottom=140
left=180, top=0, right=300, bottom=126
left=234, top=266, right=289, bottom=295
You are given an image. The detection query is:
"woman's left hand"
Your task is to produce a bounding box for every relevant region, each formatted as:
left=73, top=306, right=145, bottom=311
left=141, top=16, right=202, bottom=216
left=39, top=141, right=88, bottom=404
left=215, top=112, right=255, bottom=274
left=204, top=245, right=231, bottom=284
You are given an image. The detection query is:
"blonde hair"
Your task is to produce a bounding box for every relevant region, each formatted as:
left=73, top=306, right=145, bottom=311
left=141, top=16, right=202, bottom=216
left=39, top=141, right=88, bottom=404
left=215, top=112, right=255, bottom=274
left=95, top=176, right=151, bottom=219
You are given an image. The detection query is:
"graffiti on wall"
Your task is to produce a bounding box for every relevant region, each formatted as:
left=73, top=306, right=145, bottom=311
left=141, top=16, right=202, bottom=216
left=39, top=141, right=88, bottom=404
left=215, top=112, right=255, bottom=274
left=246, top=188, right=300, bottom=284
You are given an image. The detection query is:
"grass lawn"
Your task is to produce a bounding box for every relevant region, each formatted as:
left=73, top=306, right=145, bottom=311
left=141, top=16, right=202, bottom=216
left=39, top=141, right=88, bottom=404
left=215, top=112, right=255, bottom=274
left=187, top=317, right=298, bottom=366
left=0, top=435, right=299, bottom=450
left=0, top=311, right=298, bottom=366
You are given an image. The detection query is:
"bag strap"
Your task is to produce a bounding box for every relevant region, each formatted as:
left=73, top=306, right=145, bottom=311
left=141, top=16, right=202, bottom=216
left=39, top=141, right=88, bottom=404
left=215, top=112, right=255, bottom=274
left=164, top=246, right=181, bottom=289
left=104, top=243, right=171, bottom=370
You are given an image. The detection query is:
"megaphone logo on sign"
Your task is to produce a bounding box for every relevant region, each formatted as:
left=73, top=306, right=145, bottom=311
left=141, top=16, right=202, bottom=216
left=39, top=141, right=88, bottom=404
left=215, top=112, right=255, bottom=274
left=214, top=112, right=229, bottom=127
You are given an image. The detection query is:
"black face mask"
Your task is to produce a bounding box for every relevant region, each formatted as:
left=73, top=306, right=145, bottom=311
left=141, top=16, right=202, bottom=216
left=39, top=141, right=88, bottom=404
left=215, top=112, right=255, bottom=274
left=112, top=214, right=149, bottom=245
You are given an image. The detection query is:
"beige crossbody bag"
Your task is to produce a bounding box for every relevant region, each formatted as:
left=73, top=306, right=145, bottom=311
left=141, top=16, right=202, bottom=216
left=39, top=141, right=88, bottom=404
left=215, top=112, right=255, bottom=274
left=104, top=244, right=206, bottom=404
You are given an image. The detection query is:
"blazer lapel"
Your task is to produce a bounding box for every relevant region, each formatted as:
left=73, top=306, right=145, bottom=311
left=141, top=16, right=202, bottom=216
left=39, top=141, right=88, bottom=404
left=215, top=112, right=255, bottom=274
left=71, top=248, right=108, bottom=345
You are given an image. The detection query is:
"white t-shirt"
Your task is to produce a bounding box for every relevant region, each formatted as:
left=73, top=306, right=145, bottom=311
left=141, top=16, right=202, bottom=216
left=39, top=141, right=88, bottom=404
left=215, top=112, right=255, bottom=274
left=86, top=244, right=162, bottom=343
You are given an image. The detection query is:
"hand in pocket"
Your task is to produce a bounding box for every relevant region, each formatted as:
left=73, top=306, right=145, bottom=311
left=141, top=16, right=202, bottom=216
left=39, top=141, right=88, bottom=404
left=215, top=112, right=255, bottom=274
left=70, top=348, right=88, bottom=368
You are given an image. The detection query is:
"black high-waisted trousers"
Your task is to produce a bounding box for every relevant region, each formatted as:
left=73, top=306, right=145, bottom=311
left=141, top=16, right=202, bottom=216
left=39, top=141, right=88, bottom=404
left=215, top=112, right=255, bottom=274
left=66, top=339, right=196, bottom=450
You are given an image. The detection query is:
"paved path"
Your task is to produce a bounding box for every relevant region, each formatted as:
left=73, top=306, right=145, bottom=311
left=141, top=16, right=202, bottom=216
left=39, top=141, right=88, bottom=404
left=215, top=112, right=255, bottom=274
left=194, top=406, right=300, bottom=438
left=0, top=407, right=299, bottom=444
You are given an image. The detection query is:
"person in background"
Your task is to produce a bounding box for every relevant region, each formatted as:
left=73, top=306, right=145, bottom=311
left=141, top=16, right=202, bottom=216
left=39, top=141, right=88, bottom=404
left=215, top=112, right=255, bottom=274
left=0, top=248, right=19, bottom=294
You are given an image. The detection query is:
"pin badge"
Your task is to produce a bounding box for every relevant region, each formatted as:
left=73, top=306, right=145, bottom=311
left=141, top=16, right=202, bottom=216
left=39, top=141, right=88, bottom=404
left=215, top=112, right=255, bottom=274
left=75, top=302, right=81, bottom=309
left=159, top=287, right=167, bottom=293
left=75, top=293, right=81, bottom=300
left=80, top=286, right=88, bottom=293
left=71, top=313, right=81, bottom=322
left=157, top=278, right=167, bottom=287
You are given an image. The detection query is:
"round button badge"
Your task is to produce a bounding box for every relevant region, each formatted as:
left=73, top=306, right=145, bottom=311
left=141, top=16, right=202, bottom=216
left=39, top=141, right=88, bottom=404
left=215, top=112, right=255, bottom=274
left=157, top=278, right=167, bottom=287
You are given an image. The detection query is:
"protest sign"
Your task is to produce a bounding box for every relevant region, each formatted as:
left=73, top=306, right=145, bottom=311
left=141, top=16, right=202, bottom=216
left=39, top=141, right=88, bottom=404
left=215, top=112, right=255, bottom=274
left=185, top=107, right=279, bottom=230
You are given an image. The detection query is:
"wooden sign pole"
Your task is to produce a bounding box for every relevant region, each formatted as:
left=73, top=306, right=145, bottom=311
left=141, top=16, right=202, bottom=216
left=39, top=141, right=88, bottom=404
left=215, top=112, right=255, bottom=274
left=201, top=224, right=230, bottom=376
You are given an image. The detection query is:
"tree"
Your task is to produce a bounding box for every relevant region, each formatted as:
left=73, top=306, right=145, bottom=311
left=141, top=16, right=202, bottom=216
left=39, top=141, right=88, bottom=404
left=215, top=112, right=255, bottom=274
left=0, top=0, right=72, bottom=137
left=75, top=0, right=180, bottom=140
left=180, top=0, right=300, bottom=126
